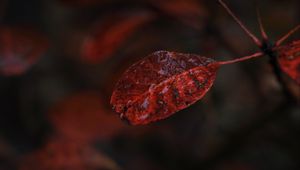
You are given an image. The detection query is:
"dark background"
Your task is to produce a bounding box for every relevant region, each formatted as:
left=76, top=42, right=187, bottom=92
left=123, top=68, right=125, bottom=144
left=0, top=0, right=299, bottom=169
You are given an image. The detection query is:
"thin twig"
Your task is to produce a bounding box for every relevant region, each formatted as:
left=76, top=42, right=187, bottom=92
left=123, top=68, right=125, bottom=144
left=218, top=51, right=264, bottom=65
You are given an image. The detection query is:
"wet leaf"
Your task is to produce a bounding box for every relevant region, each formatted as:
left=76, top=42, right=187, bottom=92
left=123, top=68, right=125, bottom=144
left=0, top=26, right=48, bottom=76
left=81, top=11, right=155, bottom=64
left=111, top=51, right=219, bottom=125
left=20, top=138, right=120, bottom=170
left=277, top=40, right=300, bottom=85
left=49, top=91, right=124, bottom=142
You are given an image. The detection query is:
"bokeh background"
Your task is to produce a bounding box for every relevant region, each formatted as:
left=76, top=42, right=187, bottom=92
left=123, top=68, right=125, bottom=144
left=0, top=0, right=299, bottom=169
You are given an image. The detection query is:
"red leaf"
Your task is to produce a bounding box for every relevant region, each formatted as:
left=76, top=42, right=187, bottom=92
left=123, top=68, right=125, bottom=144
left=0, top=26, right=48, bottom=76
left=81, top=11, right=155, bottom=64
left=20, top=138, right=120, bottom=170
left=49, top=91, right=124, bottom=142
left=277, top=40, right=300, bottom=85
left=111, top=51, right=219, bottom=125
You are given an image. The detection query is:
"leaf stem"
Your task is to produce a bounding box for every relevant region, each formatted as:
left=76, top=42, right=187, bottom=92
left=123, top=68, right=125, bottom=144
left=218, top=52, right=264, bottom=65
left=218, top=0, right=262, bottom=47
left=275, top=24, right=300, bottom=46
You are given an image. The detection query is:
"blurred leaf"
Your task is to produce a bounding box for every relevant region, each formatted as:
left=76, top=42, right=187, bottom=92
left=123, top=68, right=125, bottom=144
left=149, top=0, right=208, bottom=29
left=80, top=10, right=155, bottom=64
left=19, top=138, right=120, bottom=170
left=49, top=91, right=124, bottom=142
left=0, top=26, right=48, bottom=76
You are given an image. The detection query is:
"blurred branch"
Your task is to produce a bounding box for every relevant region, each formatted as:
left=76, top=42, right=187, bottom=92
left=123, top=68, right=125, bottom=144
left=267, top=51, right=295, bottom=103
